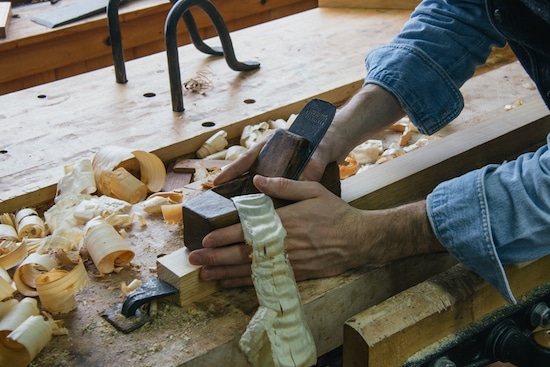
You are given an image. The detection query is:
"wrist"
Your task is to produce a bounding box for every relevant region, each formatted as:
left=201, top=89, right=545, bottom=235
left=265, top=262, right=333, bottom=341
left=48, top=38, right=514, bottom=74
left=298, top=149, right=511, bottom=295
left=362, top=200, right=446, bottom=265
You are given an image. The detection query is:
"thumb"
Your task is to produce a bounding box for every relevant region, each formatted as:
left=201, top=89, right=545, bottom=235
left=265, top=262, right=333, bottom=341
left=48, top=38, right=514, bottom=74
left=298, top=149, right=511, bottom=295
left=253, top=175, right=321, bottom=202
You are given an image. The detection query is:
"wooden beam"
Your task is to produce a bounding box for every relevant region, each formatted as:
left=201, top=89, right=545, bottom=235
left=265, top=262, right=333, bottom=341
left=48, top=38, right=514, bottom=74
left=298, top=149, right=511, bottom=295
left=343, top=255, right=550, bottom=367
left=342, top=97, right=550, bottom=210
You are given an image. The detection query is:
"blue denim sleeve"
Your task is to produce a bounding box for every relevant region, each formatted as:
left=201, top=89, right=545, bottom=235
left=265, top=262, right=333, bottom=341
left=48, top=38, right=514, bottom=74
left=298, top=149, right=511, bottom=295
left=427, top=134, right=550, bottom=303
left=365, top=0, right=506, bottom=135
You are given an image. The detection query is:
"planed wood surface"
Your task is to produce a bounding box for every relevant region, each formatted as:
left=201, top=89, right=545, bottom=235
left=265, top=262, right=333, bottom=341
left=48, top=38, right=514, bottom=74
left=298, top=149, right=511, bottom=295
left=1, top=0, right=317, bottom=94
left=0, top=7, right=416, bottom=214
left=343, top=255, right=550, bottom=367
left=342, top=96, right=550, bottom=210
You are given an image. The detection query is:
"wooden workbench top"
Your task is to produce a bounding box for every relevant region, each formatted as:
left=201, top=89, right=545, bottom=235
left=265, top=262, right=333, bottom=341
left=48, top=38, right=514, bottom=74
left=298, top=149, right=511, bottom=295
left=1, top=5, right=547, bottom=366
left=1, top=7, right=415, bottom=213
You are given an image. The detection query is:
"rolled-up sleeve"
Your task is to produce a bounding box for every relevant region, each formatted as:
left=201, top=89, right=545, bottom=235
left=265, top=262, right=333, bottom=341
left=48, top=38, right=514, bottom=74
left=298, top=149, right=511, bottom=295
left=427, top=135, right=550, bottom=303
left=365, top=0, right=506, bottom=134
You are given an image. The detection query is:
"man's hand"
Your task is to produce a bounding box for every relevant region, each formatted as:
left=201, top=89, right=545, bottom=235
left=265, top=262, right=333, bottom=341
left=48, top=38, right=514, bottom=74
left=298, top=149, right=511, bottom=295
left=188, top=175, right=369, bottom=287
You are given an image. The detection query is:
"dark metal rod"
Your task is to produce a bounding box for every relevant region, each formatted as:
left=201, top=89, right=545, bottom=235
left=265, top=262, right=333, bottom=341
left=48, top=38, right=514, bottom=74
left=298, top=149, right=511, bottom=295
left=107, top=0, right=127, bottom=84
left=165, top=0, right=260, bottom=112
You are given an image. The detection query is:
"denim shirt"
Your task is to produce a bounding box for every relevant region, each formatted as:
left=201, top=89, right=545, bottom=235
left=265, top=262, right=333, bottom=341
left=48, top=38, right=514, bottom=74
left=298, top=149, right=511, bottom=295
left=365, top=0, right=550, bottom=303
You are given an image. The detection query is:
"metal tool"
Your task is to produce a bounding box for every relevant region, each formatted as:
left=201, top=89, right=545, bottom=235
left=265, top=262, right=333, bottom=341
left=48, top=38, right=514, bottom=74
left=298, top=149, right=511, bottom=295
left=182, top=98, right=338, bottom=250
left=101, top=278, right=178, bottom=333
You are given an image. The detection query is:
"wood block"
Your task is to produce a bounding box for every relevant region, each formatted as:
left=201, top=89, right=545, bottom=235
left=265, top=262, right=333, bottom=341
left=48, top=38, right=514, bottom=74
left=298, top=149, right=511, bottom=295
left=0, top=2, right=11, bottom=39
left=156, top=248, right=221, bottom=306
left=173, top=159, right=231, bottom=173
left=343, top=255, right=550, bottom=367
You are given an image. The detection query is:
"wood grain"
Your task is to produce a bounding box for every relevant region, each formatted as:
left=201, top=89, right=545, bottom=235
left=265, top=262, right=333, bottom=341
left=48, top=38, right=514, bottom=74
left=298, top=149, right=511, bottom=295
left=0, top=8, right=414, bottom=214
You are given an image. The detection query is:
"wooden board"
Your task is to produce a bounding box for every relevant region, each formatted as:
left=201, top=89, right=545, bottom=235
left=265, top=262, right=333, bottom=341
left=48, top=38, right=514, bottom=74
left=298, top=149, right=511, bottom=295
left=343, top=255, right=550, bottom=367
left=342, top=97, right=550, bottom=210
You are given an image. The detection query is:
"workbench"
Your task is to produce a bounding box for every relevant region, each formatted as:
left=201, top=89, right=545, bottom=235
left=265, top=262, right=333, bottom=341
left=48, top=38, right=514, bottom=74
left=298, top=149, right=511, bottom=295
left=1, top=2, right=549, bottom=366
left=0, top=0, right=317, bottom=95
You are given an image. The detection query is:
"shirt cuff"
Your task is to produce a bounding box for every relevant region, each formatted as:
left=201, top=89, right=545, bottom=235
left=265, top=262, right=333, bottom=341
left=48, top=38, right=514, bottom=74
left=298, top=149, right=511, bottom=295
left=365, top=44, right=464, bottom=135
left=426, top=166, right=516, bottom=303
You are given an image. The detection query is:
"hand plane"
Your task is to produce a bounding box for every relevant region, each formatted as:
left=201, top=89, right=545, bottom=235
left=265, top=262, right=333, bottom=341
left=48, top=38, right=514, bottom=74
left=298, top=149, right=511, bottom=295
left=182, top=98, right=340, bottom=250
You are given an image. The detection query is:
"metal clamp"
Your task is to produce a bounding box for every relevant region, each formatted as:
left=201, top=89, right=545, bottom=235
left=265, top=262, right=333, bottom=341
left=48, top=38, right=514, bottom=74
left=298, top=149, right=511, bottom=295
left=165, top=0, right=260, bottom=112
left=107, top=0, right=127, bottom=84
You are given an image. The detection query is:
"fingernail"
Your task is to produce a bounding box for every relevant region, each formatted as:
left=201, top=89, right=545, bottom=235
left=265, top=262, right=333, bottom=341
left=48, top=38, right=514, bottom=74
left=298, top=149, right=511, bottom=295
left=255, top=175, right=266, bottom=187
left=188, top=252, right=201, bottom=265
left=202, top=268, right=214, bottom=281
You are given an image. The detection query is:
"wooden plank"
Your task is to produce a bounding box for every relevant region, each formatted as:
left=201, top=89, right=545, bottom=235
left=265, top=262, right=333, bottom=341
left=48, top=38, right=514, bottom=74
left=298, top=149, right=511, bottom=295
left=342, top=96, right=550, bottom=210
left=0, top=1, right=10, bottom=38
left=343, top=255, right=550, bottom=367
left=320, top=0, right=420, bottom=9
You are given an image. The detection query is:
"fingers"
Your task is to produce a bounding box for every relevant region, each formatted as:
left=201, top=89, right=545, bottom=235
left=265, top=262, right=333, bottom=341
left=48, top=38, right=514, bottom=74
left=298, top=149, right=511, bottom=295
left=253, top=175, right=325, bottom=202
left=188, top=236, right=253, bottom=287
left=189, top=241, right=251, bottom=267
left=202, top=222, right=244, bottom=249
left=200, top=263, right=253, bottom=287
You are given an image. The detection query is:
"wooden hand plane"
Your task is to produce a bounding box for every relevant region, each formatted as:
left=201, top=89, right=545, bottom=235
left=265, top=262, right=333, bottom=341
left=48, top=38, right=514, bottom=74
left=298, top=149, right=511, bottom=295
left=182, top=99, right=341, bottom=250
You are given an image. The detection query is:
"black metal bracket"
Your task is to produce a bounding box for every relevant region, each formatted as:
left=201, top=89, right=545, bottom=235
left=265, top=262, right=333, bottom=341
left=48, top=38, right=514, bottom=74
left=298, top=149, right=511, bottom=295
left=165, top=0, right=260, bottom=112
left=107, top=0, right=127, bottom=84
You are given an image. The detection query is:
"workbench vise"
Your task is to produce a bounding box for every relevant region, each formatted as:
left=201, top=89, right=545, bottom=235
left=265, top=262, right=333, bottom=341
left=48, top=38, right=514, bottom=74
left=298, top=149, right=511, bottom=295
left=404, top=283, right=550, bottom=367
left=182, top=99, right=340, bottom=250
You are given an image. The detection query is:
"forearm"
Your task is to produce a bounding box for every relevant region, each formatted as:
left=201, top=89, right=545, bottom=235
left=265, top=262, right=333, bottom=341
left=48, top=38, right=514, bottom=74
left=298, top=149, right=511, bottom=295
left=320, top=83, right=405, bottom=164
left=361, top=200, right=446, bottom=265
